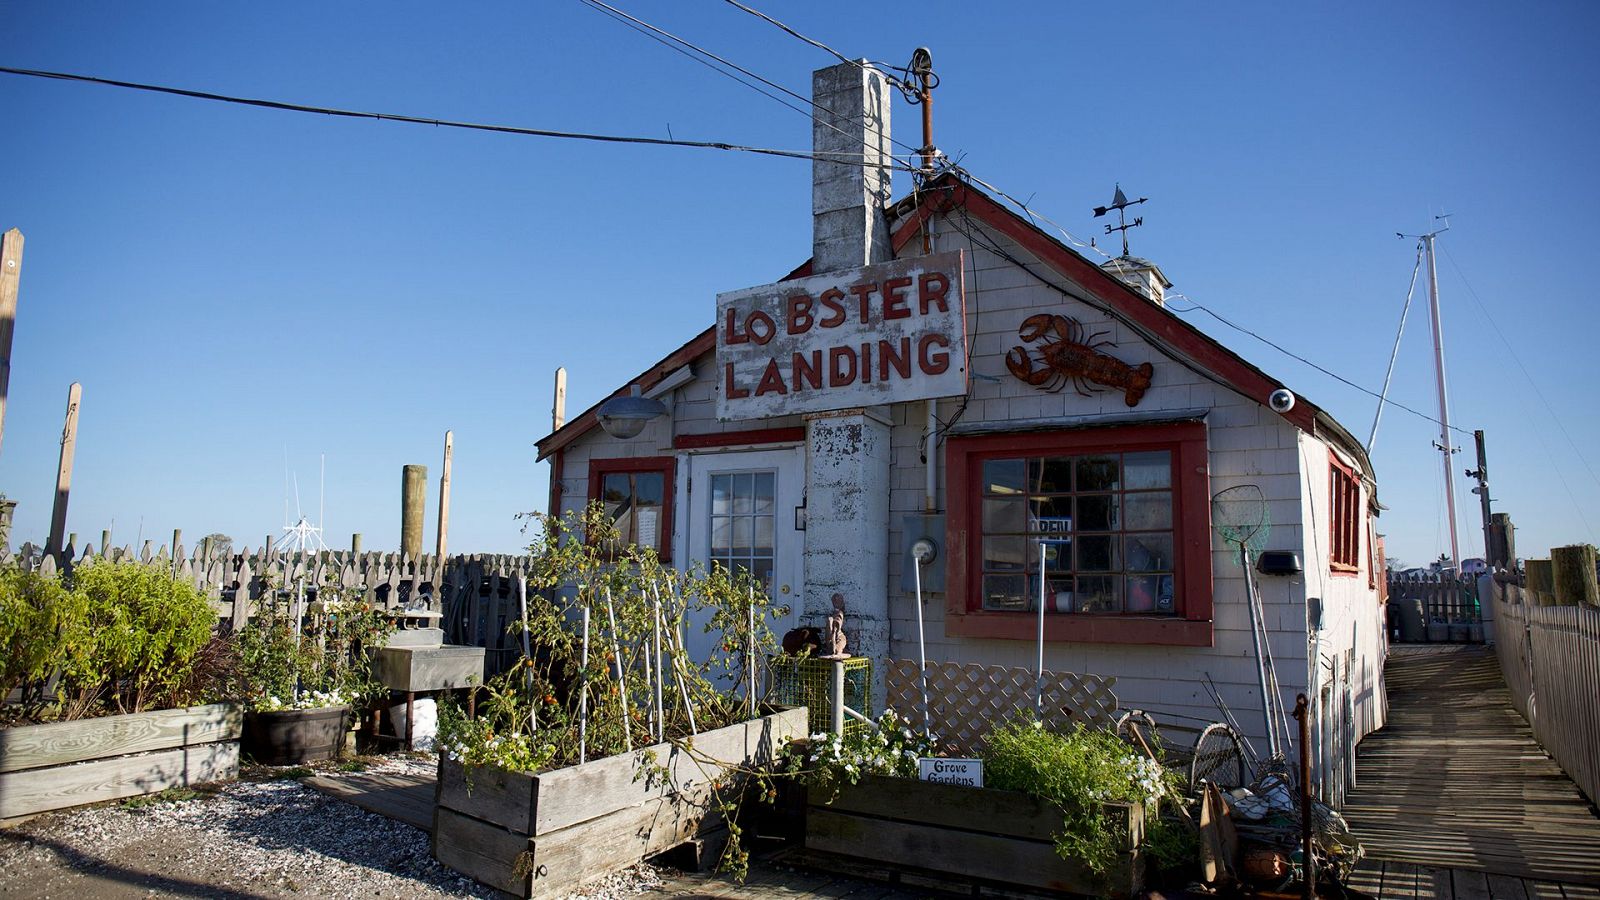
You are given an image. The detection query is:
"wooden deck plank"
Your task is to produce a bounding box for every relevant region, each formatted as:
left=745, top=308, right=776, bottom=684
left=1344, top=646, right=1600, bottom=888
left=303, top=771, right=436, bottom=833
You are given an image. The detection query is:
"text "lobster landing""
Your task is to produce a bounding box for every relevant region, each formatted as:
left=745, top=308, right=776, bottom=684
left=715, top=250, right=969, bottom=420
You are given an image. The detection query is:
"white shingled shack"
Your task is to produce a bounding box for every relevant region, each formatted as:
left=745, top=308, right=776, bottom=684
left=535, top=60, right=1385, bottom=794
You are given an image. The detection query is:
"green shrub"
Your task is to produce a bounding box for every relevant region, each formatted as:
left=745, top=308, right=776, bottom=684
left=1, top=561, right=222, bottom=723
left=982, top=720, right=1181, bottom=877
left=61, top=561, right=218, bottom=717
left=0, top=568, right=88, bottom=714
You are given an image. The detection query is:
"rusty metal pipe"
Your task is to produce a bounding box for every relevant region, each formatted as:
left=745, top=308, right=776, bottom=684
left=1294, top=693, right=1313, bottom=900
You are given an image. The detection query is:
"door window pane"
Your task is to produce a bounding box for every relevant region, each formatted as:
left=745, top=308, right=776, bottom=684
left=708, top=470, right=779, bottom=599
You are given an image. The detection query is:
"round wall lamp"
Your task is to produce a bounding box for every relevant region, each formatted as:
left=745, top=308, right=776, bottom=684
left=596, top=385, right=666, bottom=440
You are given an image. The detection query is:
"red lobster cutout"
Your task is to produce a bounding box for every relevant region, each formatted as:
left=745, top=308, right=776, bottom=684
left=1005, top=313, right=1153, bottom=407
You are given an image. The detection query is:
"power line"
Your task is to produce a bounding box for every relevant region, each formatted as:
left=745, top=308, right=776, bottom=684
left=715, top=0, right=908, bottom=85
left=0, top=64, right=907, bottom=167
left=579, top=0, right=924, bottom=160
left=1165, top=294, right=1475, bottom=437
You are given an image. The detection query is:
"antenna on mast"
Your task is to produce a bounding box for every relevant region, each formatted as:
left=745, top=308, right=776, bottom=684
left=1092, top=183, right=1149, bottom=257
left=1398, top=214, right=1461, bottom=570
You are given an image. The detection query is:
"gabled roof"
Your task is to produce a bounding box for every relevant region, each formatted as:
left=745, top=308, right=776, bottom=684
left=535, top=173, right=1374, bottom=482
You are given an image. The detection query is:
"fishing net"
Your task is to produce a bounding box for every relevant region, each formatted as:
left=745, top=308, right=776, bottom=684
left=1211, top=484, right=1272, bottom=556
left=1190, top=722, right=1251, bottom=792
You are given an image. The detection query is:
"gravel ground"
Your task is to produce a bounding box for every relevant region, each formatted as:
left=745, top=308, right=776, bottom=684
left=0, top=755, right=666, bottom=900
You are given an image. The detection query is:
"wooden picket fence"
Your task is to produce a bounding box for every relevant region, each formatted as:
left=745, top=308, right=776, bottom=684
left=6, top=539, right=538, bottom=677
left=1492, top=583, right=1600, bottom=806
left=1387, top=572, right=1482, bottom=625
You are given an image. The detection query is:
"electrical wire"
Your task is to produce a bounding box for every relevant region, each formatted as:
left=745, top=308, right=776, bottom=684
left=575, top=0, right=921, bottom=164
left=1167, top=293, right=1475, bottom=438
left=1439, top=244, right=1598, bottom=541
left=0, top=64, right=907, bottom=167
left=1440, top=245, right=1600, bottom=495
left=715, top=0, right=911, bottom=85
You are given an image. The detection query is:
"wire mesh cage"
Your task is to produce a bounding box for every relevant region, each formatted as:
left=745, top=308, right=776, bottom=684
left=769, top=656, right=873, bottom=738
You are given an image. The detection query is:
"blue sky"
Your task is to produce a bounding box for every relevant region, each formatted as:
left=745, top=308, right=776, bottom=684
left=4, top=1, right=1597, bottom=568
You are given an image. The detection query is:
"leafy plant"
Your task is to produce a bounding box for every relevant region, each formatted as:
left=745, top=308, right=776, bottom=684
left=437, top=503, right=792, bottom=882
left=233, top=579, right=394, bottom=712
left=437, top=503, right=788, bottom=774
left=780, top=709, right=936, bottom=800
left=0, top=567, right=88, bottom=719
left=982, top=720, right=1182, bottom=877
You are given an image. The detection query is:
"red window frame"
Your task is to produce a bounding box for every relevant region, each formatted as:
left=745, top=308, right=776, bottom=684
left=1329, top=453, right=1360, bottom=575
left=587, top=456, right=676, bottom=563
left=944, top=422, right=1213, bottom=647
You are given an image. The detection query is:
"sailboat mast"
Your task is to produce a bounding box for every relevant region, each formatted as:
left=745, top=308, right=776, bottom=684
left=1422, top=230, right=1461, bottom=569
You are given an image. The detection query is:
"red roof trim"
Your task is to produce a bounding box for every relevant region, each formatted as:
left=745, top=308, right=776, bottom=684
left=903, top=175, right=1318, bottom=432
left=536, top=260, right=815, bottom=461
left=673, top=427, right=806, bottom=450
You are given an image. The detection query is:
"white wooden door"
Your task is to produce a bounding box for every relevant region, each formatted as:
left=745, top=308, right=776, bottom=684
left=675, top=446, right=805, bottom=669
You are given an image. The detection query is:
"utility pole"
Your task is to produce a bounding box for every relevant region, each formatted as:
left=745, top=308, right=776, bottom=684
left=46, top=382, right=82, bottom=555
left=1420, top=222, right=1461, bottom=569
left=0, top=228, right=24, bottom=458
left=1466, top=429, right=1494, bottom=569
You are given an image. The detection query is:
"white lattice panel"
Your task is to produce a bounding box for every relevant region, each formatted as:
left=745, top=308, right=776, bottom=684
left=886, top=659, right=1118, bottom=754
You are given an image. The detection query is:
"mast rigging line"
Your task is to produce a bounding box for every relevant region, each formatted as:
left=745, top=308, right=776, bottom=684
left=0, top=65, right=915, bottom=168
left=1439, top=243, right=1600, bottom=497
left=1367, top=242, right=1425, bottom=452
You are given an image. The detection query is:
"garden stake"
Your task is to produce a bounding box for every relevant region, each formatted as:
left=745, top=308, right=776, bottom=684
left=518, top=576, right=536, bottom=732
left=603, top=586, right=632, bottom=752
left=661, top=596, right=698, bottom=735
left=912, top=553, right=930, bottom=739
left=1035, top=539, right=1047, bottom=717
left=579, top=603, right=590, bottom=764
left=651, top=580, right=665, bottom=742
left=641, top=603, right=656, bottom=741
left=746, top=584, right=756, bottom=720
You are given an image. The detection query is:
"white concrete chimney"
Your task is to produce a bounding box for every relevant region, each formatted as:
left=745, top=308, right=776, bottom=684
left=812, top=62, right=893, bottom=274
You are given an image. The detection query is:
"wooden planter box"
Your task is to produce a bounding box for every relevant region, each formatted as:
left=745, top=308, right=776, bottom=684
left=432, top=706, right=807, bottom=897
left=805, top=774, right=1147, bottom=898
left=0, top=702, right=241, bottom=823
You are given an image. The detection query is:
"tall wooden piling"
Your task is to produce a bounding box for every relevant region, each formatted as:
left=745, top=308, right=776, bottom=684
left=45, top=382, right=81, bottom=554
left=0, top=228, right=24, bottom=458
left=1525, top=559, right=1553, bottom=605
left=1551, top=544, right=1599, bottom=607
left=401, top=465, right=427, bottom=560
left=436, top=431, right=453, bottom=558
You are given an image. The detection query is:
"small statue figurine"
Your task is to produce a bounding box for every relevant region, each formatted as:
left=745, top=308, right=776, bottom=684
left=820, top=592, right=849, bottom=659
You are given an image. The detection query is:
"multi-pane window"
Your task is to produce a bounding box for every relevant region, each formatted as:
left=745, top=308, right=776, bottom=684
left=588, top=457, right=674, bottom=561
left=710, top=471, right=776, bottom=594
left=978, top=450, right=1177, bottom=615
left=1330, top=457, right=1360, bottom=573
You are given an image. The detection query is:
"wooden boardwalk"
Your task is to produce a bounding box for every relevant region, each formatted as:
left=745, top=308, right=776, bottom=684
left=1343, top=644, right=1600, bottom=890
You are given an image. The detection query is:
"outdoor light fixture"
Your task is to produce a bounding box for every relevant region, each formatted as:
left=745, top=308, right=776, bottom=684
left=596, top=385, right=666, bottom=440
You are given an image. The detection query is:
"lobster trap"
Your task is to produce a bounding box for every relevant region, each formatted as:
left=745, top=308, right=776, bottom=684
left=769, top=656, right=873, bottom=738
